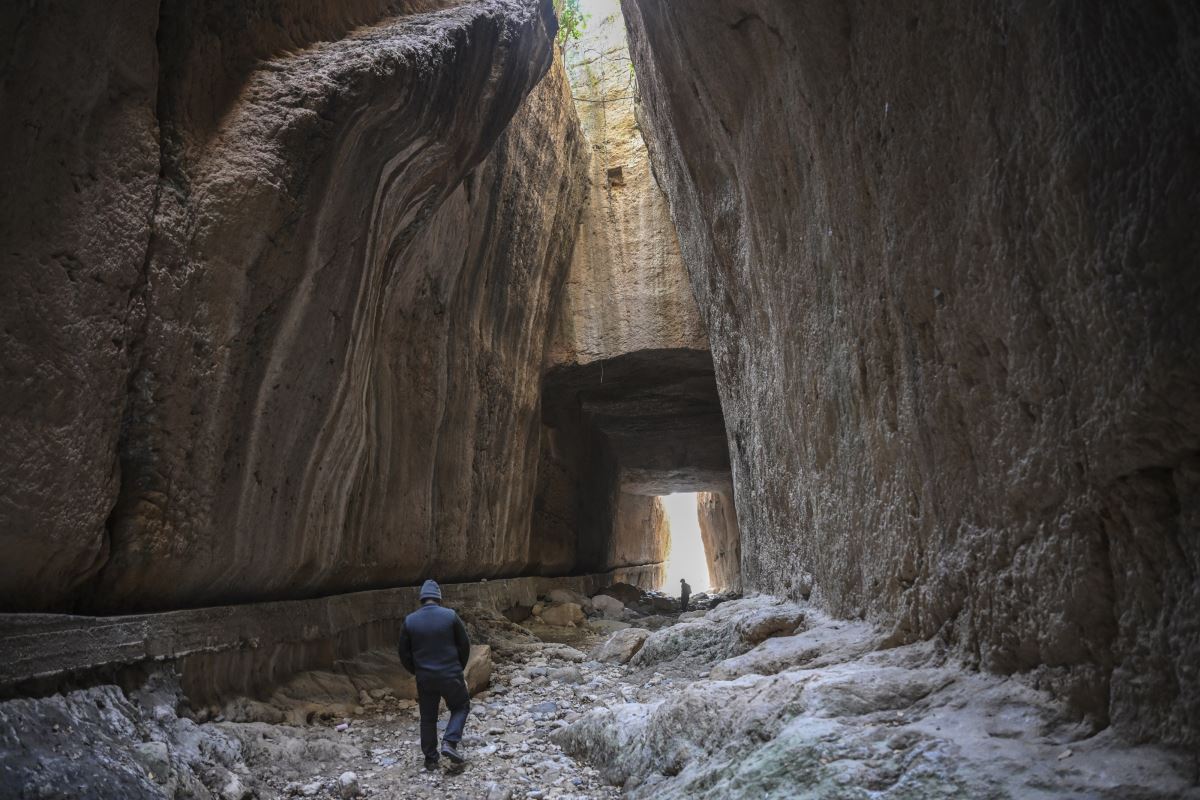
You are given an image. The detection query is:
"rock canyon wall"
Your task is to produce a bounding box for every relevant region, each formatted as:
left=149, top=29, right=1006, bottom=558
left=622, top=0, right=1200, bottom=744
left=1, top=0, right=600, bottom=613
left=697, top=491, right=740, bottom=593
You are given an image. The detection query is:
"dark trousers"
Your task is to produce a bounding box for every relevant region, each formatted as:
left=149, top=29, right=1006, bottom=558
left=417, top=675, right=470, bottom=760
left=681, top=595, right=690, bottom=612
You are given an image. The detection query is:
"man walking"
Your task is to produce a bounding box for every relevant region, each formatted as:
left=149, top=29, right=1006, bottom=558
left=397, top=580, right=472, bottom=770
left=680, top=578, right=692, bottom=612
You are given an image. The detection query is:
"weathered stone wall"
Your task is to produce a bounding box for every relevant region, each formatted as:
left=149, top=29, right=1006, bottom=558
left=0, top=1, right=591, bottom=612
left=0, top=0, right=162, bottom=613
left=623, top=0, right=1200, bottom=745
left=697, top=491, right=740, bottom=592
left=549, top=10, right=706, bottom=366
left=610, top=492, right=669, bottom=583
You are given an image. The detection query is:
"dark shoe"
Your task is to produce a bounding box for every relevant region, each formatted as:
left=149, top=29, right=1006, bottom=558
left=424, top=757, right=439, bottom=772
left=440, top=741, right=464, bottom=763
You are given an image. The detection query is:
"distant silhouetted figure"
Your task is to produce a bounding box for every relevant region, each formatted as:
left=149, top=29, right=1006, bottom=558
left=679, top=578, right=692, bottom=612
left=398, top=580, right=471, bottom=770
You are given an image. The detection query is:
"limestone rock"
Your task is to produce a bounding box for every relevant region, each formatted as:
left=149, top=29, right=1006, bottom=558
left=464, top=645, right=494, bottom=696
left=337, top=771, right=360, bottom=799
left=538, top=602, right=586, bottom=627
left=557, top=611, right=1199, bottom=799
left=621, top=0, right=1200, bottom=744
left=546, top=589, right=593, bottom=612
left=696, top=492, right=741, bottom=593
left=131, top=741, right=172, bottom=786
left=586, top=618, right=631, bottom=635
left=733, top=607, right=805, bottom=647
left=596, top=583, right=646, bottom=606
left=591, top=594, right=625, bottom=619
left=530, top=11, right=725, bottom=584
left=631, top=597, right=791, bottom=667
left=591, top=628, right=650, bottom=665
left=0, top=0, right=590, bottom=613
left=711, top=621, right=879, bottom=681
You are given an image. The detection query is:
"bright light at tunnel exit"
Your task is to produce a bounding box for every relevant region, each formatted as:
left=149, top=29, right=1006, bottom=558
left=661, top=493, right=710, bottom=595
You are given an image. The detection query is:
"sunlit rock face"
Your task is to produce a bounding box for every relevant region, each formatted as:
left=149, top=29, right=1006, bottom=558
left=622, top=0, right=1200, bottom=744
left=549, top=5, right=707, bottom=367
left=0, top=0, right=590, bottom=612
left=697, top=491, right=740, bottom=593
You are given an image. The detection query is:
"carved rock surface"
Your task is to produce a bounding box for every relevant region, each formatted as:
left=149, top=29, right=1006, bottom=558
left=622, top=0, right=1200, bottom=744
left=550, top=9, right=707, bottom=367
left=697, top=491, right=741, bottom=592
left=0, top=1, right=592, bottom=611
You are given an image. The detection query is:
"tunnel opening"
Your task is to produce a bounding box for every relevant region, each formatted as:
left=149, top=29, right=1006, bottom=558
left=661, top=493, right=709, bottom=594
left=534, top=348, right=741, bottom=595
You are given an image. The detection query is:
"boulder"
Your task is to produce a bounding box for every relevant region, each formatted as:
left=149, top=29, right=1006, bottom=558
left=712, top=621, right=877, bottom=680
left=502, top=604, right=533, bottom=623
left=591, top=594, right=625, bottom=619
left=464, top=645, right=493, bottom=694
left=734, top=607, right=806, bottom=646
left=591, top=628, right=650, bottom=664
left=642, top=593, right=680, bottom=614
left=587, top=618, right=631, bottom=635
left=338, top=772, right=360, bottom=799
left=596, top=582, right=645, bottom=606
left=541, top=643, right=587, bottom=663
left=547, top=588, right=593, bottom=612
left=548, top=666, right=584, bottom=684
left=539, top=602, right=585, bottom=627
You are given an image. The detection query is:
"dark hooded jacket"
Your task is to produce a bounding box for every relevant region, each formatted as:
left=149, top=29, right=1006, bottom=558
left=398, top=603, right=471, bottom=680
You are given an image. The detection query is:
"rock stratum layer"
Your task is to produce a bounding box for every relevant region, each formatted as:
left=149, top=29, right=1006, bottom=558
left=0, top=0, right=596, bottom=612
left=623, top=0, right=1200, bottom=745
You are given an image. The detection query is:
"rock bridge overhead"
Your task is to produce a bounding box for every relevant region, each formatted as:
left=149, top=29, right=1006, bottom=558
left=542, top=348, right=731, bottom=496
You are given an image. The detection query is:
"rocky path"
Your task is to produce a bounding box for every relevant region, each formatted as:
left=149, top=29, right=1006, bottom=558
left=5, top=592, right=1198, bottom=799
left=254, top=593, right=1200, bottom=800
left=263, top=628, right=632, bottom=800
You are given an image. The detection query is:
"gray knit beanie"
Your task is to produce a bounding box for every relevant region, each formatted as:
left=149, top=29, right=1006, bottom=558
left=419, top=579, right=442, bottom=601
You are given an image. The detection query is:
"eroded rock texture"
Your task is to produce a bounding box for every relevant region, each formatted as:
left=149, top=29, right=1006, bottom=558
left=550, top=11, right=706, bottom=366
left=623, top=0, right=1200, bottom=744
left=697, top=491, right=740, bottom=592
left=0, top=0, right=161, bottom=613
left=1, top=0, right=592, bottom=612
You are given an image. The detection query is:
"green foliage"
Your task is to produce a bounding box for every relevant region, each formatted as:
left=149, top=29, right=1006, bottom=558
left=553, top=0, right=588, bottom=47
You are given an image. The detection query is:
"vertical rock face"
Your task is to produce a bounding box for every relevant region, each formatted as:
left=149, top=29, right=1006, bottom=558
left=610, top=491, right=669, bottom=587
left=697, top=491, right=740, bottom=592
left=549, top=10, right=707, bottom=365
left=623, top=0, right=1200, bottom=744
left=0, top=0, right=161, bottom=611
left=1, top=0, right=590, bottom=611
